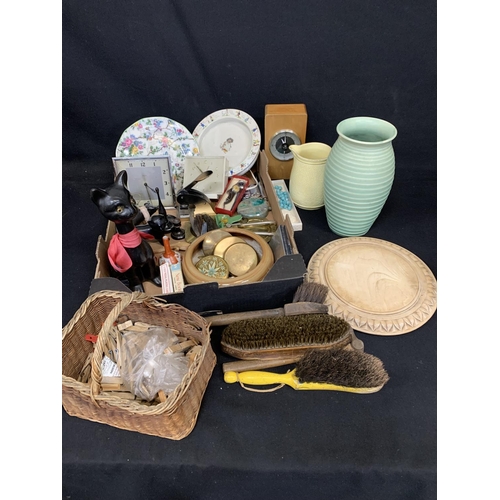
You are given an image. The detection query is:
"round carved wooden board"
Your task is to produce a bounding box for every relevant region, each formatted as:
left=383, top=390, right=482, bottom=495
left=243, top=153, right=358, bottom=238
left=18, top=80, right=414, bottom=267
left=306, top=237, right=437, bottom=335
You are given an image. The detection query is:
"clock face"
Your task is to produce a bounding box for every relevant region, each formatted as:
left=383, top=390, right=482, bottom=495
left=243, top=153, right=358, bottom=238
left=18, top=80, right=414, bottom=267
left=182, top=156, right=228, bottom=199
left=269, top=129, right=301, bottom=161
left=112, top=156, right=175, bottom=207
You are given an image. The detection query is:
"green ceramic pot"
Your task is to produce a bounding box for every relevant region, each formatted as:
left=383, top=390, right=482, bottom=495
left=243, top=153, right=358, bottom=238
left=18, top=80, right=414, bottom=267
left=324, top=117, right=397, bottom=236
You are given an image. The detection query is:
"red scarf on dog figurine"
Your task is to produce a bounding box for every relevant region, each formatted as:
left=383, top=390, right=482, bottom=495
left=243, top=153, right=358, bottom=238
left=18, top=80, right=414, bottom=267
left=107, top=228, right=155, bottom=272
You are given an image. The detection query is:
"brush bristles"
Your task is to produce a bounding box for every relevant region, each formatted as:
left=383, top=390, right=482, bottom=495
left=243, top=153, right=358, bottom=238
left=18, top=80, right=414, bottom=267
left=292, top=282, right=329, bottom=304
left=295, top=349, right=389, bottom=388
left=221, top=314, right=351, bottom=350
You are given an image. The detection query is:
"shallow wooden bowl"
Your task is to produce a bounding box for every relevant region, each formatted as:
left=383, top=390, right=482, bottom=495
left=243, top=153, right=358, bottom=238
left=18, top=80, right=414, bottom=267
left=182, top=228, right=274, bottom=285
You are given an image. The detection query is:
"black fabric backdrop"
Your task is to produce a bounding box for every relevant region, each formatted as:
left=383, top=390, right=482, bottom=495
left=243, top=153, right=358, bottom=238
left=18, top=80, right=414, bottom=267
left=62, top=1, right=437, bottom=499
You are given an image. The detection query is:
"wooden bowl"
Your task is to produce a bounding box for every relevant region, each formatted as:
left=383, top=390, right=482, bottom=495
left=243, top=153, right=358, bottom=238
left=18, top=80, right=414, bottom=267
left=182, top=228, right=274, bottom=285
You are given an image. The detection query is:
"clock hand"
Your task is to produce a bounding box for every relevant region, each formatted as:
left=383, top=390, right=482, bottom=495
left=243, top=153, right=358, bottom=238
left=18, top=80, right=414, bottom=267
left=144, top=182, right=155, bottom=202
left=184, top=170, right=213, bottom=191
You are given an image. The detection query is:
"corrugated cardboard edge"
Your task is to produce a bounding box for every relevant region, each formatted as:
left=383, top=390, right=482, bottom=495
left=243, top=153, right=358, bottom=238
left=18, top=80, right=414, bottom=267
left=258, top=151, right=298, bottom=253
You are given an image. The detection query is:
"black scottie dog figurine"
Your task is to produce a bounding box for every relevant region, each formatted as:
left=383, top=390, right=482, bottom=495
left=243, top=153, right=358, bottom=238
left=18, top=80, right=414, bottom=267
left=147, top=187, right=173, bottom=243
left=90, top=170, right=162, bottom=292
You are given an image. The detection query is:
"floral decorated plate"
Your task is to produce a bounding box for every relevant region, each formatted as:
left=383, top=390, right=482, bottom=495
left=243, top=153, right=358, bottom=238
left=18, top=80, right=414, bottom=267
left=115, top=116, right=199, bottom=193
left=192, top=109, right=261, bottom=177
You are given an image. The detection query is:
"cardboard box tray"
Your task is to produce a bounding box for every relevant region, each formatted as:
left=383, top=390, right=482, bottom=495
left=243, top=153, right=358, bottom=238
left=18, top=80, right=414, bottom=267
left=90, top=151, right=307, bottom=315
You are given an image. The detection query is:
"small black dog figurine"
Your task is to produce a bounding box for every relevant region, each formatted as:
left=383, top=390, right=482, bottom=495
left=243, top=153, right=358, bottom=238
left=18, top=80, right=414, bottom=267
left=147, top=187, right=173, bottom=243
left=90, top=170, right=162, bottom=292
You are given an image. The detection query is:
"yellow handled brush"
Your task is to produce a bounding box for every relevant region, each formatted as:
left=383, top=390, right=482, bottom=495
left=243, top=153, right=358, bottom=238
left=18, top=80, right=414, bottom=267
left=224, top=348, right=389, bottom=394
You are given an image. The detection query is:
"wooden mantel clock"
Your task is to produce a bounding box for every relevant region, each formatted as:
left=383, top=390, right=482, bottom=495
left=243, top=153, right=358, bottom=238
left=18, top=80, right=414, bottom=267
left=264, top=103, right=308, bottom=179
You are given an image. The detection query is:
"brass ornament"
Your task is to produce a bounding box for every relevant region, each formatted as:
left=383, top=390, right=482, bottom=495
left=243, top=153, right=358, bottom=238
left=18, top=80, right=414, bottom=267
left=195, top=255, right=230, bottom=279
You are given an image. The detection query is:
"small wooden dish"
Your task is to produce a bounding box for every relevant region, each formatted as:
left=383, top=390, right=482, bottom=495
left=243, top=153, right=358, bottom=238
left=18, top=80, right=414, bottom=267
left=182, top=228, right=274, bottom=285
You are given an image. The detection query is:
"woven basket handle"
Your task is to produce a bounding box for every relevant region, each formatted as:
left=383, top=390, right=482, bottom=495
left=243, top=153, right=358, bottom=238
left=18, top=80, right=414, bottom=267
left=89, top=291, right=146, bottom=404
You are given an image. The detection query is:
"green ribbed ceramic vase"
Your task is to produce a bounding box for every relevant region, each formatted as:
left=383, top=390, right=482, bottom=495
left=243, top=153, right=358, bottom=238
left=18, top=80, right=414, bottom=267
left=324, top=117, right=398, bottom=236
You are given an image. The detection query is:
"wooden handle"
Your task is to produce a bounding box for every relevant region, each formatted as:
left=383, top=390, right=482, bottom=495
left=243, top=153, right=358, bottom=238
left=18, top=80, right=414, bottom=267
left=283, top=302, right=329, bottom=315
left=205, top=302, right=329, bottom=326
left=222, top=355, right=303, bottom=373
left=205, top=308, right=285, bottom=326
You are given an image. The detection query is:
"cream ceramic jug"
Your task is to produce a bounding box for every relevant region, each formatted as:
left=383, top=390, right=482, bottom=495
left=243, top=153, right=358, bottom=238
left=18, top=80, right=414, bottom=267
left=288, top=142, right=332, bottom=210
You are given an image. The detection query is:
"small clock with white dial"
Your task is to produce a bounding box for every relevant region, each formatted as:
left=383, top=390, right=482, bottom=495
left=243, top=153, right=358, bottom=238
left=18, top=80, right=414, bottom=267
left=182, top=156, right=228, bottom=199
left=112, top=155, right=175, bottom=207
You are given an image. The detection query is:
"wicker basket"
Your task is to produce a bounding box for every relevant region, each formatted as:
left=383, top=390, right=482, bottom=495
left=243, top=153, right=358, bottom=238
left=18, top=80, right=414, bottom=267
left=62, top=290, right=216, bottom=440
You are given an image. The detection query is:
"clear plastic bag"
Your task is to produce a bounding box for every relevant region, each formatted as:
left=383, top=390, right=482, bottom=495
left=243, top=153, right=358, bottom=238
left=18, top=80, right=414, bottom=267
left=120, top=326, right=189, bottom=401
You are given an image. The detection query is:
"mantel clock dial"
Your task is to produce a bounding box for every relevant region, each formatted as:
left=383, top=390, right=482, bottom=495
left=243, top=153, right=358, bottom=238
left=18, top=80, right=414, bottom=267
left=269, top=130, right=302, bottom=161
left=264, top=103, right=308, bottom=179
left=182, top=156, right=228, bottom=199
left=112, top=155, right=175, bottom=208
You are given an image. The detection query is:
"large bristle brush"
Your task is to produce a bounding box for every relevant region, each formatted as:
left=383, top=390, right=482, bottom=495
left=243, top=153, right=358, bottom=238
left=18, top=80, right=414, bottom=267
left=221, top=314, right=353, bottom=358
left=224, top=348, right=389, bottom=394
